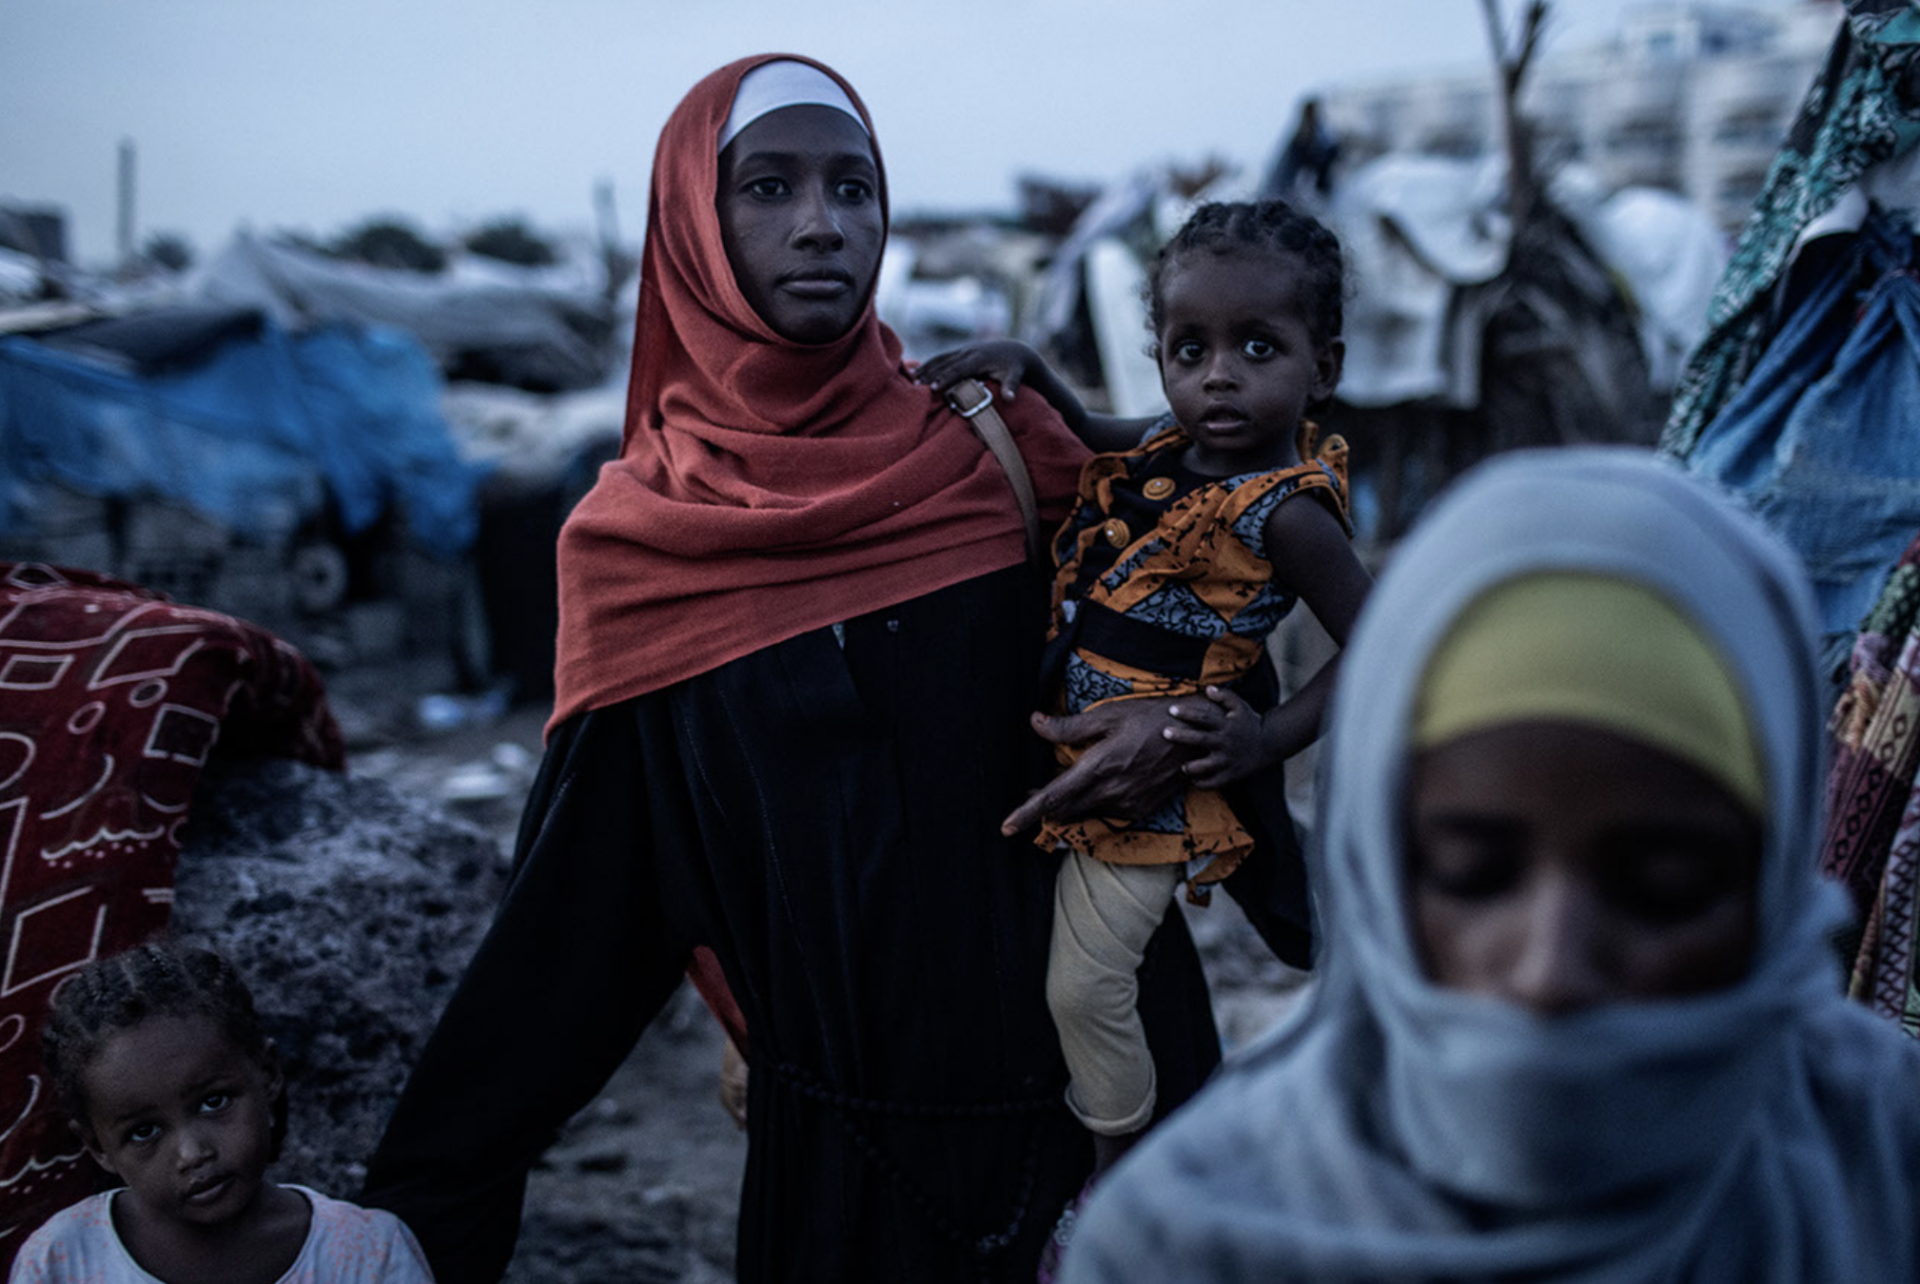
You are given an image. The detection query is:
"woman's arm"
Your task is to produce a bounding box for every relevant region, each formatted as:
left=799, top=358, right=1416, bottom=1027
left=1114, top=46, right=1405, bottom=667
left=1166, top=496, right=1372, bottom=789
left=916, top=340, right=1158, bottom=455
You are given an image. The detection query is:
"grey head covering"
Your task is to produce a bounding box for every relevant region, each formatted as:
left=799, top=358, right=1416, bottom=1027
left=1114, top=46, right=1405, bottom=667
left=1063, top=447, right=1920, bottom=1283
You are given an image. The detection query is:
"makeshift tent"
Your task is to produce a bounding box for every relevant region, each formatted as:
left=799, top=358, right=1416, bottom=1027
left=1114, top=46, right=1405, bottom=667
left=0, top=309, right=485, bottom=558
left=198, top=232, right=613, bottom=393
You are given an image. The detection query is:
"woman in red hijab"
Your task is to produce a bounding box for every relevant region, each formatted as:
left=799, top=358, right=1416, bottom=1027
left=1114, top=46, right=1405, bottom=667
left=363, top=55, right=1275, bottom=1283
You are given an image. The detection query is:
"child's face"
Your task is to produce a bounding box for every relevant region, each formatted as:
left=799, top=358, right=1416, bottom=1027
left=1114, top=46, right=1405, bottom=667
left=1156, top=249, right=1342, bottom=476
left=77, top=1012, right=281, bottom=1231
left=1405, top=720, right=1762, bottom=1014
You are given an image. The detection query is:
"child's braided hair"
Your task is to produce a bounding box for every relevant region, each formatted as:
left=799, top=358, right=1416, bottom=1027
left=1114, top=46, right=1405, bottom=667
left=42, top=941, right=286, bottom=1156
left=1146, top=199, right=1348, bottom=348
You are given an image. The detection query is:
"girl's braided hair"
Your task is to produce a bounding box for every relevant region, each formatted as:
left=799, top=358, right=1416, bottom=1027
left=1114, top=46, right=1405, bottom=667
left=42, top=941, right=286, bottom=1155
left=1146, top=199, right=1348, bottom=347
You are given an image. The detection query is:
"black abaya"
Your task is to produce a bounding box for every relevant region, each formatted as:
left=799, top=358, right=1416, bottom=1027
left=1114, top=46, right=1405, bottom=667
left=364, top=565, right=1307, bottom=1283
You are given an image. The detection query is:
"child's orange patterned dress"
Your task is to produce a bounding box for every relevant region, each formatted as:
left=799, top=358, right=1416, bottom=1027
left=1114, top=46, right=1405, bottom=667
left=1037, top=420, right=1351, bottom=897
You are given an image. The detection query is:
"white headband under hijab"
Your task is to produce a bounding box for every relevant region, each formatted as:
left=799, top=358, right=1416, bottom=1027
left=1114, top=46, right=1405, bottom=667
left=719, top=60, right=867, bottom=153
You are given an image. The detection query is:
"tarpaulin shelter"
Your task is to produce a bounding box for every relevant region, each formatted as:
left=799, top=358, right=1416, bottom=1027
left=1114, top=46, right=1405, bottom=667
left=0, top=306, right=485, bottom=559
left=198, top=232, right=613, bottom=393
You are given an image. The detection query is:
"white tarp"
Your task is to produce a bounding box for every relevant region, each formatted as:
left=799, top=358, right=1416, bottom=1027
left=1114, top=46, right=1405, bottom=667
left=196, top=232, right=612, bottom=391
left=1330, top=154, right=1724, bottom=405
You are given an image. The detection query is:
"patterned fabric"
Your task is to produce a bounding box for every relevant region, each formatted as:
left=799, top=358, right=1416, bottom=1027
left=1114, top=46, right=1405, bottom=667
left=1037, top=423, right=1349, bottom=885
left=1662, top=0, right=1920, bottom=458
left=10, top=1186, right=433, bottom=1283
left=1822, top=531, right=1920, bottom=1032
left=0, top=564, right=342, bottom=1272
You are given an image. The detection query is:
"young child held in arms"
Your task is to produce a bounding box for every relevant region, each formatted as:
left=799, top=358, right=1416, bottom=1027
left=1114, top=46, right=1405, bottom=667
left=11, top=943, right=433, bottom=1284
left=918, top=200, right=1372, bottom=1183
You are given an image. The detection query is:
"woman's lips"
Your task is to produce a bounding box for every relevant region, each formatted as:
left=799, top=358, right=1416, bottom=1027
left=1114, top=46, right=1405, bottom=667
left=779, top=270, right=854, bottom=300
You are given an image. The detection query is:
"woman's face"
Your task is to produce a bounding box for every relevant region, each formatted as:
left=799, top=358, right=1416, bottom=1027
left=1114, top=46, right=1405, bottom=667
left=1405, top=721, right=1762, bottom=1014
left=716, top=103, right=883, bottom=344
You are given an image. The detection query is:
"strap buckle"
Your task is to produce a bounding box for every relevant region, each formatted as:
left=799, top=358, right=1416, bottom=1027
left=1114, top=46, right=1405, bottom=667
left=947, top=381, right=994, bottom=419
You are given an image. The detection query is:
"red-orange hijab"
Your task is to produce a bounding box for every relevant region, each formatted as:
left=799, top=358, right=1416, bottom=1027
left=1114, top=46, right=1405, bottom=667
left=551, top=54, right=1089, bottom=731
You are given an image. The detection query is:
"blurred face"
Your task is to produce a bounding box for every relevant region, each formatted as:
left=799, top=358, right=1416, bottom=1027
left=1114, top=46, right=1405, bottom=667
left=1156, top=250, right=1341, bottom=476
left=1405, top=721, right=1762, bottom=1014
left=716, top=103, right=883, bottom=344
left=79, top=1013, right=281, bottom=1232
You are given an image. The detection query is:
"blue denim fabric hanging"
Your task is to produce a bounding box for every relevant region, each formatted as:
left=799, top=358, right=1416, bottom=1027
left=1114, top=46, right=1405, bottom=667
left=1685, top=213, right=1920, bottom=639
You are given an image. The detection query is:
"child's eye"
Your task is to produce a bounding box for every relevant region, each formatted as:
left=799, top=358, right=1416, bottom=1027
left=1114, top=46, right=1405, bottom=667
left=199, top=1093, right=233, bottom=1114
left=1242, top=338, right=1276, bottom=359
left=1172, top=341, right=1205, bottom=364
left=125, top=1123, right=160, bottom=1146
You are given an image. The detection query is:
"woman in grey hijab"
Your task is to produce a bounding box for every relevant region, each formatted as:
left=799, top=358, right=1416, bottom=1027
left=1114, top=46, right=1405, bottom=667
left=1063, top=447, right=1920, bottom=1283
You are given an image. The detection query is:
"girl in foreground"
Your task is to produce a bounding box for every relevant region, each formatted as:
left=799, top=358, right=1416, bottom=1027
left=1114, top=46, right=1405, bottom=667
left=12, top=944, right=431, bottom=1284
left=1062, top=448, right=1920, bottom=1283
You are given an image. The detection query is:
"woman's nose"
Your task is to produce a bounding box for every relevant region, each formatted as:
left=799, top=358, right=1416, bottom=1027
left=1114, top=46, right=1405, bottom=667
left=791, top=185, right=845, bottom=251
left=1502, top=874, right=1611, bottom=1015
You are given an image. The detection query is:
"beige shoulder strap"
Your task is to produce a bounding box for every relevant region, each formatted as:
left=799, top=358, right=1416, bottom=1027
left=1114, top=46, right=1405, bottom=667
left=946, top=378, right=1043, bottom=563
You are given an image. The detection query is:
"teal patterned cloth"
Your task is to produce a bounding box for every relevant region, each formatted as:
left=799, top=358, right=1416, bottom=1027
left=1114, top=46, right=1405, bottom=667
left=1662, top=0, right=1920, bottom=458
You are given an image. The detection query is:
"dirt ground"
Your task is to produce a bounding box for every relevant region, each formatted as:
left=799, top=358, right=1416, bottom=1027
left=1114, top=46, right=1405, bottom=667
left=341, top=686, right=1309, bottom=1282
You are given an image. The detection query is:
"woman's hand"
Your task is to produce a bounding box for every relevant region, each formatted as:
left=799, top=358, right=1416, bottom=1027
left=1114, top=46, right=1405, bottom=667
left=1165, top=686, right=1281, bottom=789
left=1001, top=699, right=1191, bottom=836
left=914, top=339, right=1042, bottom=399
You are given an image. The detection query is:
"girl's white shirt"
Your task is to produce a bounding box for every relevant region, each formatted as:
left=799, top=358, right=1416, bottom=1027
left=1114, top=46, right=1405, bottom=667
left=8, top=1185, right=434, bottom=1284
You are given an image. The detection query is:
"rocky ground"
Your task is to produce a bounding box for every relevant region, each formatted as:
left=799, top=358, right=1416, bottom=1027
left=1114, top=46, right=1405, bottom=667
left=178, top=670, right=1308, bottom=1283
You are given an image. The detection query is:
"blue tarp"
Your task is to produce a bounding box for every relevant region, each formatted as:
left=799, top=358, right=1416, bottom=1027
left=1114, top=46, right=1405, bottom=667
left=1685, top=212, right=1920, bottom=640
left=0, top=318, right=486, bottom=556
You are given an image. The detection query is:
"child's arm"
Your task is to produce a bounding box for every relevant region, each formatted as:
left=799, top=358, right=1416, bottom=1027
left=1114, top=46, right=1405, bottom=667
left=1164, top=495, right=1372, bottom=788
left=915, top=339, right=1159, bottom=454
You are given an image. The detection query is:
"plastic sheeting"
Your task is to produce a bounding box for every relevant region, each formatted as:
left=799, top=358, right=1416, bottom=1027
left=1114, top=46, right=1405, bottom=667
left=1330, top=154, right=1724, bottom=407
left=1684, top=212, right=1920, bottom=639
left=0, top=317, right=486, bottom=556
left=197, top=232, right=611, bottom=392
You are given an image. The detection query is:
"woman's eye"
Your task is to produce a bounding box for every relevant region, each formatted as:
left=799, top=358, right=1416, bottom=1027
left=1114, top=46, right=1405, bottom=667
left=1410, top=832, right=1522, bottom=900
left=1610, top=848, right=1734, bottom=924
left=745, top=178, right=786, bottom=199
left=835, top=179, right=872, bottom=203
left=1242, top=338, right=1276, bottom=359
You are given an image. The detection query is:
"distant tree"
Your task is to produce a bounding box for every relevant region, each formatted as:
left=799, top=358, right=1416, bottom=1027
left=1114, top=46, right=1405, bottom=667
left=331, top=217, right=446, bottom=273
left=465, top=218, right=557, bottom=267
left=143, top=231, right=194, bottom=272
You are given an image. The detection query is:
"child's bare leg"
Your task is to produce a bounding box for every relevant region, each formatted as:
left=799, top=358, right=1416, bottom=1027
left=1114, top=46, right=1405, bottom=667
left=1092, top=1129, right=1143, bottom=1176
left=1047, top=851, right=1184, bottom=1176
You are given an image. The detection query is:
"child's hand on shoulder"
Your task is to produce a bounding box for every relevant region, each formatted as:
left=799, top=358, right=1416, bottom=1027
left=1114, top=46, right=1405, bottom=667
left=1164, top=686, right=1280, bottom=788
left=913, top=340, right=1042, bottom=399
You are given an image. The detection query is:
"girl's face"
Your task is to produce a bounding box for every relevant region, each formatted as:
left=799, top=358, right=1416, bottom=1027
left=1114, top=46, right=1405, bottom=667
left=716, top=103, right=884, bottom=345
left=78, top=1012, right=281, bottom=1232
left=1405, top=721, right=1762, bottom=1014
left=1156, top=249, right=1342, bottom=477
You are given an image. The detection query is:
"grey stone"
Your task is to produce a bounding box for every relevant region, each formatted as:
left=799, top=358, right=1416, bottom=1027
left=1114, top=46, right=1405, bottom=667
left=170, top=756, right=507, bottom=1201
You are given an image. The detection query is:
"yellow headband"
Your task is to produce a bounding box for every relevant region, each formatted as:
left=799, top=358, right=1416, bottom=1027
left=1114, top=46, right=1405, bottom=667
left=1411, top=574, right=1765, bottom=814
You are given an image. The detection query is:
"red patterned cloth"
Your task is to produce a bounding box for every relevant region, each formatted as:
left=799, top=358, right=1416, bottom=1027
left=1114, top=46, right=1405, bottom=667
left=0, top=563, right=343, bottom=1269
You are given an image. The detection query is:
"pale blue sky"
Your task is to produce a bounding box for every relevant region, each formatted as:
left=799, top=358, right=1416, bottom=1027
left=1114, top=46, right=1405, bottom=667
left=2, top=0, right=1811, bottom=266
